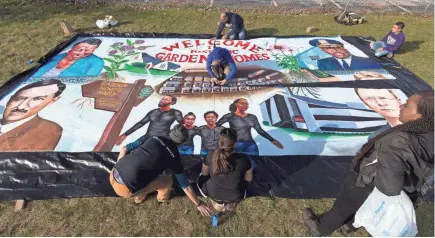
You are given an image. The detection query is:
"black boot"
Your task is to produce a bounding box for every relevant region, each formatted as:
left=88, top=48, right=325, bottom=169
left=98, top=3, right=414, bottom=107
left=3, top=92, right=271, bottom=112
left=302, top=208, right=322, bottom=237
left=340, top=223, right=359, bottom=237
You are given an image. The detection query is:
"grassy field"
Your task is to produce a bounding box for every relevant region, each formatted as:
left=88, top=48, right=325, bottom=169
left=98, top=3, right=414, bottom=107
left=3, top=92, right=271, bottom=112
left=0, top=0, right=433, bottom=236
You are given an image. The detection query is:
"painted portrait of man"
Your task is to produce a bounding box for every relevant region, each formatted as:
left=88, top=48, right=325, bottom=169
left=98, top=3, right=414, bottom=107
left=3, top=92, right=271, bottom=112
left=0, top=79, right=66, bottom=151
left=309, top=39, right=383, bottom=71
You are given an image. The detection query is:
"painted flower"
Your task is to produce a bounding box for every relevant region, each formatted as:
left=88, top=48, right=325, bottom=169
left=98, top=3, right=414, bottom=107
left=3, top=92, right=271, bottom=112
left=135, top=40, right=145, bottom=44
left=137, top=46, right=148, bottom=50
left=108, top=50, right=117, bottom=55
left=120, top=45, right=135, bottom=51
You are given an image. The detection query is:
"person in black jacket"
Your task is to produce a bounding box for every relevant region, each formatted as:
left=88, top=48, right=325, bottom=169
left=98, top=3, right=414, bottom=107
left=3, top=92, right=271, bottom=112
left=215, top=12, right=246, bottom=40
left=302, top=90, right=434, bottom=237
left=197, top=128, right=253, bottom=212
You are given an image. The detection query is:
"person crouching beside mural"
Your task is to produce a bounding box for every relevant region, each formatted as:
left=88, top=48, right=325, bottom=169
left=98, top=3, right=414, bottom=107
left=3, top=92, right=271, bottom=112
left=217, top=98, right=283, bottom=156
left=206, top=47, right=237, bottom=86
left=178, top=112, right=198, bottom=155
left=32, top=39, right=104, bottom=78
left=197, top=111, right=225, bottom=156
left=302, top=90, right=434, bottom=237
left=0, top=79, right=65, bottom=151
left=197, top=128, right=253, bottom=212
left=111, top=124, right=211, bottom=216
left=214, top=12, right=246, bottom=40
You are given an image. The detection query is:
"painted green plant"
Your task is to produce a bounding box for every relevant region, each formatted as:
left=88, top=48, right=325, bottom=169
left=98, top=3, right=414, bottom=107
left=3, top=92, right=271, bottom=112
left=138, top=86, right=154, bottom=99
left=104, top=39, right=154, bottom=79
left=270, top=49, right=301, bottom=72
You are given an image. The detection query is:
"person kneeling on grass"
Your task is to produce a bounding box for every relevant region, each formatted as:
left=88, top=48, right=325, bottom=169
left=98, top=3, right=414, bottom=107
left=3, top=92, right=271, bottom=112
left=370, top=22, right=405, bottom=58
left=302, top=90, right=434, bottom=236
left=206, top=47, right=237, bottom=86
left=197, top=128, right=253, bottom=212
left=110, top=124, right=211, bottom=216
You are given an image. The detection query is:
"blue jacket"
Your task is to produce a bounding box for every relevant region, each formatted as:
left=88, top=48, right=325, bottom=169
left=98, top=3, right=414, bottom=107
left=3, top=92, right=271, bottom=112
left=32, top=53, right=104, bottom=77
left=206, top=47, right=237, bottom=82
left=317, top=55, right=382, bottom=71
left=216, top=12, right=245, bottom=39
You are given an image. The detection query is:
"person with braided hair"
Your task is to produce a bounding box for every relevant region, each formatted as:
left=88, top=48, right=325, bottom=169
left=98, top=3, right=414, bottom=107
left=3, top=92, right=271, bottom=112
left=197, top=128, right=253, bottom=212
left=302, top=90, right=434, bottom=237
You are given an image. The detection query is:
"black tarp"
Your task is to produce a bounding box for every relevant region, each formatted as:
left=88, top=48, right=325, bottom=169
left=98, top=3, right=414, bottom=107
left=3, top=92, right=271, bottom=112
left=0, top=33, right=432, bottom=201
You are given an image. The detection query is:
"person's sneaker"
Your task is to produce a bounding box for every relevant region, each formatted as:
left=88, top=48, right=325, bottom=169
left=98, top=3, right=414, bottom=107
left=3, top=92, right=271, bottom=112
left=340, top=223, right=359, bottom=237
left=386, top=52, right=393, bottom=58
left=302, top=208, right=322, bottom=237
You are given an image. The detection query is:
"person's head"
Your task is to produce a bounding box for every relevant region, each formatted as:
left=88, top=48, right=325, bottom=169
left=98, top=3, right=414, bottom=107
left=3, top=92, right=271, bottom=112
left=211, top=60, right=226, bottom=81
left=158, top=95, right=177, bottom=107
left=392, top=22, right=405, bottom=33
left=355, top=88, right=402, bottom=123
left=309, top=39, right=350, bottom=59
left=169, top=124, right=189, bottom=146
left=353, top=90, right=434, bottom=168
left=183, top=112, right=196, bottom=127
left=66, top=39, right=102, bottom=60
left=2, top=79, right=66, bottom=124
left=229, top=98, right=249, bottom=113
left=211, top=128, right=238, bottom=176
left=204, top=111, right=219, bottom=126
left=220, top=12, right=229, bottom=23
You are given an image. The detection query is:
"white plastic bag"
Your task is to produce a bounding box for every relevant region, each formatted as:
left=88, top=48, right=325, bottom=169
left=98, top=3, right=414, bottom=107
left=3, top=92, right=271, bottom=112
left=353, top=186, right=418, bottom=237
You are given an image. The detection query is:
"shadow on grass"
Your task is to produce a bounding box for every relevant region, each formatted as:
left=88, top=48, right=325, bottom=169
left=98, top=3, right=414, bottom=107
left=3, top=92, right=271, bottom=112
left=397, top=41, right=424, bottom=54
left=247, top=27, right=279, bottom=37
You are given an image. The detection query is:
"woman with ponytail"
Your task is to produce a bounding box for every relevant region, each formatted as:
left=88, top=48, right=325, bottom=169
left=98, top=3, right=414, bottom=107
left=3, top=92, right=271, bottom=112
left=303, top=90, right=434, bottom=236
left=197, top=128, right=253, bottom=212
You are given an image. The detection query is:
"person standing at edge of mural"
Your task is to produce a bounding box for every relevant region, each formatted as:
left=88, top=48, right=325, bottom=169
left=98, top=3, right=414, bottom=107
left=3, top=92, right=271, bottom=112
left=302, top=90, right=434, bottom=237
left=197, top=111, right=225, bottom=156
left=0, top=79, right=66, bottom=151
left=111, top=124, right=211, bottom=216
left=197, top=128, right=253, bottom=212
left=178, top=112, right=198, bottom=155
left=370, top=22, right=406, bottom=58
left=116, top=95, right=183, bottom=146
left=32, top=39, right=104, bottom=78
left=216, top=98, right=283, bottom=156
left=206, top=47, right=238, bottom=86
left=214, top=12, right=246, bottom=41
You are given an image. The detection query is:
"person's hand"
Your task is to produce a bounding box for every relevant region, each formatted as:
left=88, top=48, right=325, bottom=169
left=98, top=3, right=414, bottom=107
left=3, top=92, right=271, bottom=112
left=222, top=35, right=228, bottom=40
left=196, top=204, right=211, bottom=216
left=211, top=37, right=216, bottom=40
left=218, top=79, right=228, bottom=85
left=272, top=140, right=283, bottom=149
left=377, top=47, right=384, bottom=51
left=116, top=134, right=127, bottom=146
left=212, top=78, right=219, bottom=84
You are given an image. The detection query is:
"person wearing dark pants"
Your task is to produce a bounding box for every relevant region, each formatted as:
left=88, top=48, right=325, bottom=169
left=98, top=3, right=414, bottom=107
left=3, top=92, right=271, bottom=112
left=303, top=90, right=434, bottom=236
left=215, top=12, right=246, bottom=40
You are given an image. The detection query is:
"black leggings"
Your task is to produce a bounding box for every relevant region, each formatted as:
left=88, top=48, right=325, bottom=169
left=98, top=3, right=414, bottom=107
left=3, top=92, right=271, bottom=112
left=318, top=172, right=374, bottom=236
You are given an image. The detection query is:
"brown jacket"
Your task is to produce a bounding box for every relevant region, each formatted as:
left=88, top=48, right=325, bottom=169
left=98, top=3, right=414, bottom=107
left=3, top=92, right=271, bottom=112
left=0, top=115, right=63, bottom=152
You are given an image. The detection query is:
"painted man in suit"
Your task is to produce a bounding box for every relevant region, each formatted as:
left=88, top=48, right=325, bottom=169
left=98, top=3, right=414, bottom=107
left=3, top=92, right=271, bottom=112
left=309, top=39, right=382, bottom=71
left=0, top=79, right=66, bottom=151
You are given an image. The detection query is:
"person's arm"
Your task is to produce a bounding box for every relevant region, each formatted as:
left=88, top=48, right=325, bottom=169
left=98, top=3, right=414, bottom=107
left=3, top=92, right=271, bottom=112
left=117, top=146, right=127, bottom=161
left=175, top=110, right=184, bottom=125
left=381, top=31, right=390, bottom=43
left=125, top=135, right=148, bottom=152
left=251, top=115, right=275, bottom=142
left=206, top=55, right=217, bottom=78
left=216, top=113, right=231, bottom=127
left=375, top=133, right=411, bottom=196
left=216, top=22, right=226, bottom=39
left=225, top=62, right=237, bottom=82
left=201, top=162, right=209, bottom=176
left=124, top=110, right=152, bottom=136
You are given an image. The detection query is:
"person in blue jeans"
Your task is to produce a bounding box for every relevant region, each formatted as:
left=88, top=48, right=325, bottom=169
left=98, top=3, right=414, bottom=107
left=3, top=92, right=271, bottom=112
left=216, top=98, right=283, bottom=156
left=370, top=22, right=405, bottom=58
left=178, top=112, right=198, bottom=155
left=215, top=12, right=246, bottom=40
left=206, top=47, right=237, bottom=86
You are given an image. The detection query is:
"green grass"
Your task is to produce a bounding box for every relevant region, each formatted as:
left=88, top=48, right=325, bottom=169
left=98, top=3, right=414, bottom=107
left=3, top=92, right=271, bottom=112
left=0, top=0, right=433, bottom=236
